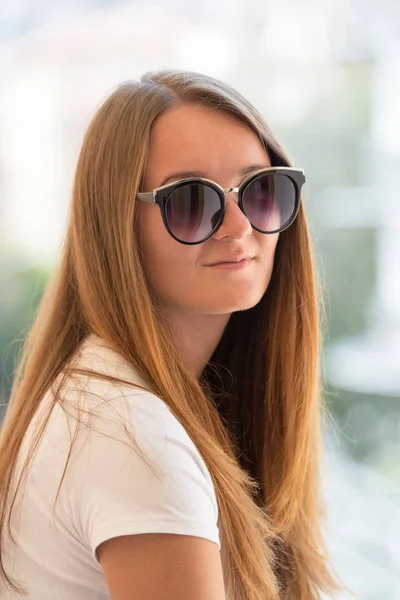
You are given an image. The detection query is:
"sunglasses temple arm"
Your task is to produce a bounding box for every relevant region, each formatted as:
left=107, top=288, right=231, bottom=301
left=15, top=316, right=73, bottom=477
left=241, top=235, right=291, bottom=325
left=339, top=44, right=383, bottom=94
left=136, top=192, right=156, bottom=203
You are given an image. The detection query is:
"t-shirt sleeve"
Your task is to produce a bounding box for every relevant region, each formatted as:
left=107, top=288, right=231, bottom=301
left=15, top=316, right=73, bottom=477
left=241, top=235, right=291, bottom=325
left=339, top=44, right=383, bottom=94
left=63, top=387, right=221, bottom=562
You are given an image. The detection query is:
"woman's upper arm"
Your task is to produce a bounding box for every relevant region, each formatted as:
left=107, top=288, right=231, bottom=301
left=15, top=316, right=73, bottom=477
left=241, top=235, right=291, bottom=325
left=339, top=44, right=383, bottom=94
left=98, top=532, right=226, bottom=600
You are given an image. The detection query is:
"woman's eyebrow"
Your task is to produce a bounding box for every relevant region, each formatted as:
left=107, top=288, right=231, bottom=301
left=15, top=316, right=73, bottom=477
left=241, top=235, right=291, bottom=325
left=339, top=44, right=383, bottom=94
left=159, top=164, right=270, bottom=187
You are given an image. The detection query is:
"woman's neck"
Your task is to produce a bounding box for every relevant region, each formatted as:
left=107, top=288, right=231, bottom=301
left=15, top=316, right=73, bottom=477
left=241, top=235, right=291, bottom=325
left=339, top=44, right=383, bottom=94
left=162, top=308, right=231, bottom=378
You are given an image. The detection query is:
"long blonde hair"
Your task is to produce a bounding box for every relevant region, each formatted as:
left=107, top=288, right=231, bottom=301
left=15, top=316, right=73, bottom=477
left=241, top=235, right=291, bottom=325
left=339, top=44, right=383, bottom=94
left=0, top=70, right=351, bottom=599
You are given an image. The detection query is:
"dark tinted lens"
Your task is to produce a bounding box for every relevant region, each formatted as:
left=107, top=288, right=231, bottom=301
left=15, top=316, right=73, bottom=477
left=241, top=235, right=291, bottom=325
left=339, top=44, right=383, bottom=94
left=165, top=183, right=222, bottom=243
left=242, top=173, right=297, bottom=232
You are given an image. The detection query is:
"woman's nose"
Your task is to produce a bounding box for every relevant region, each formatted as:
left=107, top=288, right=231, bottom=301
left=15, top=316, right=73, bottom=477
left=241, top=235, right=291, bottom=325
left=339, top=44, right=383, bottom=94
left=212, top=193, right=252, bottom=240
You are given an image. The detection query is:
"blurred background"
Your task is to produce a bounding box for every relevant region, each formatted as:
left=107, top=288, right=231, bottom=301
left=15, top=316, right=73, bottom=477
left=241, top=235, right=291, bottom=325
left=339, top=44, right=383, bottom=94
left=0, top=0, right=399, bottom=597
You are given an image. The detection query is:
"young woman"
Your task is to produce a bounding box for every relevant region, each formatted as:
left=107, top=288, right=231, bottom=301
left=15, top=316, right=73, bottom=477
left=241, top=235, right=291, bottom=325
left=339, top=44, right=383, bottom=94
left=0, top=70, right=350, bottom=600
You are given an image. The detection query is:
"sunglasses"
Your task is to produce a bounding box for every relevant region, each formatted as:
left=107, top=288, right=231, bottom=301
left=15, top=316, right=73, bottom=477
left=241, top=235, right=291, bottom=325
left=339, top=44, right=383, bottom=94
left=137, top=167, right=305, bottom=245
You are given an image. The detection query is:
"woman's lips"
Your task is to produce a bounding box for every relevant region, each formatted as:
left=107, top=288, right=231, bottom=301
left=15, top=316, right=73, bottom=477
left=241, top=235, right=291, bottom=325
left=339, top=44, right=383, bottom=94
left=206, top=258, right=254, bottom=270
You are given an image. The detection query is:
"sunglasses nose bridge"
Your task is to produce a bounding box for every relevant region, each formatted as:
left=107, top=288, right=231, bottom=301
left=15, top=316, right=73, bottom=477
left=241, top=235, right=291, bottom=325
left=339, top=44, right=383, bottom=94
left=223, top=186, right=240, bottom=195
left=222, top=186, right=240, bottom=203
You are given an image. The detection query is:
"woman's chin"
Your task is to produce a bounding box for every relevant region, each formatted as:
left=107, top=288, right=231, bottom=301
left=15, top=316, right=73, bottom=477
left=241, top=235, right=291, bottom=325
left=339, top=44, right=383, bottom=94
left=202, top=291, right=266, bottom=315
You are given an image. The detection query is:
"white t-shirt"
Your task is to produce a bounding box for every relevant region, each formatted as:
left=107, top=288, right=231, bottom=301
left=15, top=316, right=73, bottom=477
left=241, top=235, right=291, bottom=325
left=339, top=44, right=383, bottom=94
left=1, top=334, right=221, bottom=599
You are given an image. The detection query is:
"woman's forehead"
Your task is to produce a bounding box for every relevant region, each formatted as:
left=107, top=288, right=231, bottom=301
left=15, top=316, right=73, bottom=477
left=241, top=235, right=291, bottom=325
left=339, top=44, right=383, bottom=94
left=145, top=104, right=270, bottom=186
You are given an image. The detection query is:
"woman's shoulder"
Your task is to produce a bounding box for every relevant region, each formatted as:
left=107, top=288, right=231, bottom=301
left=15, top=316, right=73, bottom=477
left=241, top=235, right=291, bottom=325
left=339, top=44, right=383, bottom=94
left=58, top=333, right=166, bottom=421
left=70, top=333, right=149, bottom=390
left=53, top=334, right=201, bottom=468
left=60, top=334, right=216, bottom=493
left=30, top=334, right=213, bottom=486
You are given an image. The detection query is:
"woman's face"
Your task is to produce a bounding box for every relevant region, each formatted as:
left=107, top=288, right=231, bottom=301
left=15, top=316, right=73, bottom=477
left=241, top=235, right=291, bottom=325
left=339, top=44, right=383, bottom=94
left=137, top=103, right=279, bottom=317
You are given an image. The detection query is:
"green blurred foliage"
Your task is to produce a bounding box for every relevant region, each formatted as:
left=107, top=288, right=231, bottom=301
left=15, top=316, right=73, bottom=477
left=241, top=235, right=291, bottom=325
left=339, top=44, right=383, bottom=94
left=325, top=386, right=400, bottom=479
left=318, top=228, right=377, bottom=340
left=0, top=252, right=51, bottom=402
